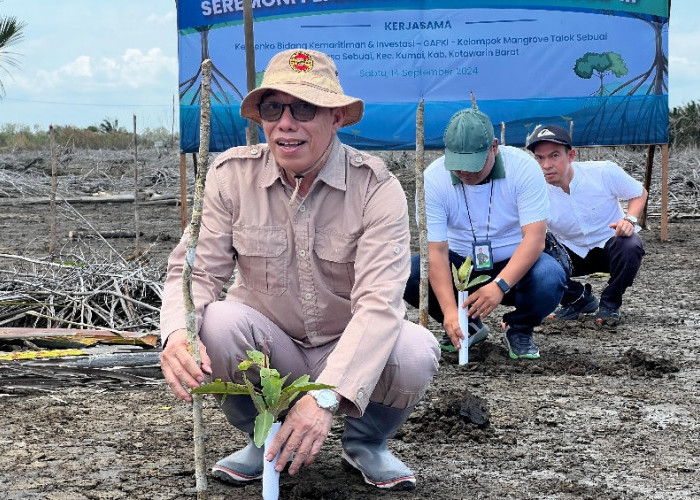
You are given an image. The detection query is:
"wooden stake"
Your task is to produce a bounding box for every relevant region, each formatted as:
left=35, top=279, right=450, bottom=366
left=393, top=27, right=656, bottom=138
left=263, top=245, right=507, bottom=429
left=133, top=114, right=140, bottom=254
left=415, top=100, right=429, bottom=328
left=660, top=143, right=669, bottom=241
left=184, top=58, right=213, bottom=500
left=48, top=125, right=58, bottom=258
left=180, top=153, right=188, bottom=231
left=243, top=0, right=259, bottom=146
left=569, top=120, right=574, bottom=142
left=641, top=145, right=655, bottom=229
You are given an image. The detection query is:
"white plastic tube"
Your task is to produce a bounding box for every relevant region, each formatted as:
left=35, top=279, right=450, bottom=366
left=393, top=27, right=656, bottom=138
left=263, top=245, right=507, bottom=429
left=458, top=290, right=469, bottom=365
left=263, top=421, right=282, bottom=500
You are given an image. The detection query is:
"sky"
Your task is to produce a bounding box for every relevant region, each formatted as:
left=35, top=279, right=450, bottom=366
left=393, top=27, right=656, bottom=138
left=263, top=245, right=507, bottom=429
left=0, top=1, right=698, bottom=134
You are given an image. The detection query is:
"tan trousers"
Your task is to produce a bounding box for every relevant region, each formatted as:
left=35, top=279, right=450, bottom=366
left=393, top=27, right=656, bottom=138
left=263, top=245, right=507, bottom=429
left=199, top=301, right=439, bottom=417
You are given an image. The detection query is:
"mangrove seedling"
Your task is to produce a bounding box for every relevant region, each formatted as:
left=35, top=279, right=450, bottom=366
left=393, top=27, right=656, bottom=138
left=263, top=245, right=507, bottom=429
left=191, top=349, right=334, bottom=447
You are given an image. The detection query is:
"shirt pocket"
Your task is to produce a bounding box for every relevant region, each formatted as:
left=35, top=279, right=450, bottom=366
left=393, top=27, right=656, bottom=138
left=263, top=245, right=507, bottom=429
left=314, top=228, right=358, bottom=297
left=232, top=226, right=288, bottom=296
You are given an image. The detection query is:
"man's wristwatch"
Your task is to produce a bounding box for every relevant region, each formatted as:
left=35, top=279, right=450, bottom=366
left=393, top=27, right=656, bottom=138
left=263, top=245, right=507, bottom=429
left=308, top=389, right=339, bottom=414
left=623, top=214, right=638, bottom=225
left=494, top=277, right=511, bottom=294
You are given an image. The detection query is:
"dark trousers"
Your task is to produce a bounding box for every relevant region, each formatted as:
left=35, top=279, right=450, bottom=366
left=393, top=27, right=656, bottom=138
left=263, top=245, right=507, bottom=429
left=404, top=250, right=566, bottom=332
left=562, top=233, right=644, bottom=309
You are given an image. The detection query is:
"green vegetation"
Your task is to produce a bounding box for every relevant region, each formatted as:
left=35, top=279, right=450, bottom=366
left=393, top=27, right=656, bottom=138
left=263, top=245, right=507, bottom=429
left=670, top=101, right=700, bottom=148
left=0, top=122, right=177, bottom=150
left=191, top=349, right=333, bottom=447
left=0, top=4, right=26, bottom=97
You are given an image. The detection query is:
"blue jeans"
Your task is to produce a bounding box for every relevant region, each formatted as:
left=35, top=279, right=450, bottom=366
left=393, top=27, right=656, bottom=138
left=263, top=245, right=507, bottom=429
left=404, top=251, right=566, bottom=334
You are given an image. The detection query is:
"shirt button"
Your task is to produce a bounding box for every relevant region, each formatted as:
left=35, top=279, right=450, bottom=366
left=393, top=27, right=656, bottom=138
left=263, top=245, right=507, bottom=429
left=299, top=205, right=306, bottom=212
left=250, top=148, right=258, bottom=155
left=356, top=389, right=365, bottom=400
left=298, top=249, right=306, bottom=257
left=305, top=292, right=313, bottom=300
left=353, top=155, right=363, bottom=164
left=393, top=245, right=401, bottom=254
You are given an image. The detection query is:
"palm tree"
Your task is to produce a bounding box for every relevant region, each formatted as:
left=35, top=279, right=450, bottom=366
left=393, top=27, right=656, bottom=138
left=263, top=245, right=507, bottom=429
left=0, top=5, right=26, bottom=98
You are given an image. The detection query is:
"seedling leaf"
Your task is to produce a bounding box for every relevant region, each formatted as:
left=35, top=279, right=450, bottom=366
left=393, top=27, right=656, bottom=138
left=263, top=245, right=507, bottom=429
left=467, top=275, right=491, bottom=288
left=254, top=411, right=275, bottom=448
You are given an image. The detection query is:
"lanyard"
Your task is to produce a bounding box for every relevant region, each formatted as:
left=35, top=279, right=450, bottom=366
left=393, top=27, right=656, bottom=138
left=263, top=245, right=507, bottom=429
left=459, top=180, right=494, bottom=243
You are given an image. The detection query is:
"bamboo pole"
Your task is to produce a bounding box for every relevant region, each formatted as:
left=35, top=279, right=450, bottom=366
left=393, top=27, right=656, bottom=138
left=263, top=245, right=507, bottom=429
left=415, top=100, right=429, bottom=328
left=48, top=125, right=58, bottom=258
left=133, top=114, right=140, bottom=254
left=183, top=58, right=213, bottom=500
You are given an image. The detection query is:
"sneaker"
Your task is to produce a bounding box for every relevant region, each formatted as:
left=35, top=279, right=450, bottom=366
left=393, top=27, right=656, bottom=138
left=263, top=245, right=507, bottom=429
left=504, top=327, right=540, bottom=360
left=596, top=305, right=621, bottom=326
left=439, top=318, right=490, bottom=352
left=551, top=284, right=599, bottom=320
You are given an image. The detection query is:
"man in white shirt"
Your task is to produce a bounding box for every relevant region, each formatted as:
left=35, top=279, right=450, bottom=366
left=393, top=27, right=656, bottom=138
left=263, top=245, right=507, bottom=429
left=404, top=108, right=567, bottom=359
left=527, top=125, right=647, bottom=325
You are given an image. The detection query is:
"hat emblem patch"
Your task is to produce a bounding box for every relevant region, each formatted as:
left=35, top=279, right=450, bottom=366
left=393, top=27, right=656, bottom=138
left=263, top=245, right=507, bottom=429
left=537, top=128, right=557, bottom=138
left=289, top=51, right=313, bottom=73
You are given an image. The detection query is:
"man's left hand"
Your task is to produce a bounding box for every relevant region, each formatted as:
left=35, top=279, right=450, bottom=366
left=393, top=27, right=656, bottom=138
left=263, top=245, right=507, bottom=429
left=265, top=394, right=334, bottom=475
left=464, top=282, right=504, bottom=319
left=609, top=218, right=636, bottom=237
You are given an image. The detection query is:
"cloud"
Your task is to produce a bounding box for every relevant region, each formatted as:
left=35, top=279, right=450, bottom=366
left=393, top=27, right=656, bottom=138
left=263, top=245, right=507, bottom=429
left=16, top=48, right=177, bottom=93
left=147, top=11, right=176, bottom=25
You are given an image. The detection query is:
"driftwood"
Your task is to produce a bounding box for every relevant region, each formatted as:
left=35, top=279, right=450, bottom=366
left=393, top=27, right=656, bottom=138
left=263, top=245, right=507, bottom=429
left=69, top=230, right=141, bottom=240
left=0, top=193, right=179, bottom=206
left=0, top=327, right=158, bottom=347
left=0, top=253, right=163, bottom=333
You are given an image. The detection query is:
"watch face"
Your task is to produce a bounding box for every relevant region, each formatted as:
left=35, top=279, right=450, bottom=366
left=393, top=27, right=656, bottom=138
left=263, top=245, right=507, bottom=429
left=315, top=390, right=338, bottom=412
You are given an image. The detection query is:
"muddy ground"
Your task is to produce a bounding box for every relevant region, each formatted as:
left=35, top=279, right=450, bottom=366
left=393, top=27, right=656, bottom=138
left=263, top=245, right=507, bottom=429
left=0, top=146, right=699, bottom=499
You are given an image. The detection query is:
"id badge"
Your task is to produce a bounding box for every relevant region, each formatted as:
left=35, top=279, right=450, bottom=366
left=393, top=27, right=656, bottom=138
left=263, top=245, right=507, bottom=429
left=473, top=241, right=493, bottom=271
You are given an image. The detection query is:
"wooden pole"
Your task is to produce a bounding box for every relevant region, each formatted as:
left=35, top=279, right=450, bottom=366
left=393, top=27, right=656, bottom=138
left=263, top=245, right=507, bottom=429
left=243, top=0, right=259, bottom=146
left=569, top=120, right=574, bottom=142
left=641, top=145, right=655, bottom=229
left=172, top=94, right=176, bottom=148
left=415, top=100, right=429, bottom=328
left=133, top=114, right=140, bottom=254
left=180, top=153, right=188, bottom=231
left=184, top=58, right=214, bottom=500
left=660, top=143, right=669, bottom=241
left=48, top=124, right=58, bottom=258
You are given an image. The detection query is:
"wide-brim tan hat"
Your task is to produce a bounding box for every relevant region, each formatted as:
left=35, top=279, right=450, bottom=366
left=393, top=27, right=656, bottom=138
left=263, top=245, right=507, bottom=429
left=240, top=49, right=364, bottom=127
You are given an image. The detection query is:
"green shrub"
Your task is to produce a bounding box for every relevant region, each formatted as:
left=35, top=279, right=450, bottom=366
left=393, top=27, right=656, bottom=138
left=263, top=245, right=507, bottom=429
left=0, top=121, right=178, bottom=151
left=670, top=101, right=700, bottom=148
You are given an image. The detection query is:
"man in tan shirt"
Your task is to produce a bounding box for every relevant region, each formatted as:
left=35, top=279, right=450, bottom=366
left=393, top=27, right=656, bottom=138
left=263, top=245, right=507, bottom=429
left=159, top=49, right=439, bottom=491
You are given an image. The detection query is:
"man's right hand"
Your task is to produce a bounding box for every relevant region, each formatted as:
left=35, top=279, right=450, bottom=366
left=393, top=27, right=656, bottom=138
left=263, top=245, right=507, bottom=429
left=442, top=309, right=464, bottom=350
left=160, top=328, right=212, bottom=402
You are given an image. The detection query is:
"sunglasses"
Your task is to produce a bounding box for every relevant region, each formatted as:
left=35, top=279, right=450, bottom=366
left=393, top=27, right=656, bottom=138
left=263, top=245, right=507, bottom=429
left=258, top=101, right=318, bottom=122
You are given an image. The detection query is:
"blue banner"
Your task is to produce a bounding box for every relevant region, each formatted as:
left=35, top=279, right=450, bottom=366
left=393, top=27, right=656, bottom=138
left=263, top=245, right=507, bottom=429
left=177, top=1, right=669, bottom=152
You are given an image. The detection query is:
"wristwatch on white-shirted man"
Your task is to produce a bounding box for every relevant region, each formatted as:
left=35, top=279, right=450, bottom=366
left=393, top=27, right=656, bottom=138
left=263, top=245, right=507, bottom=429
left=494, top=277, right=511, bottom=294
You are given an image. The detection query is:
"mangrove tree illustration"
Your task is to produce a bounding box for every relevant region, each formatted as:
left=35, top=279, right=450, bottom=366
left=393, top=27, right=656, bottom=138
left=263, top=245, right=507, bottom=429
left=577, top=11, right=668, bottom=145
left=574, top=51, right=628, bottom=96
left=179, top=27, right=246, bottom=149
